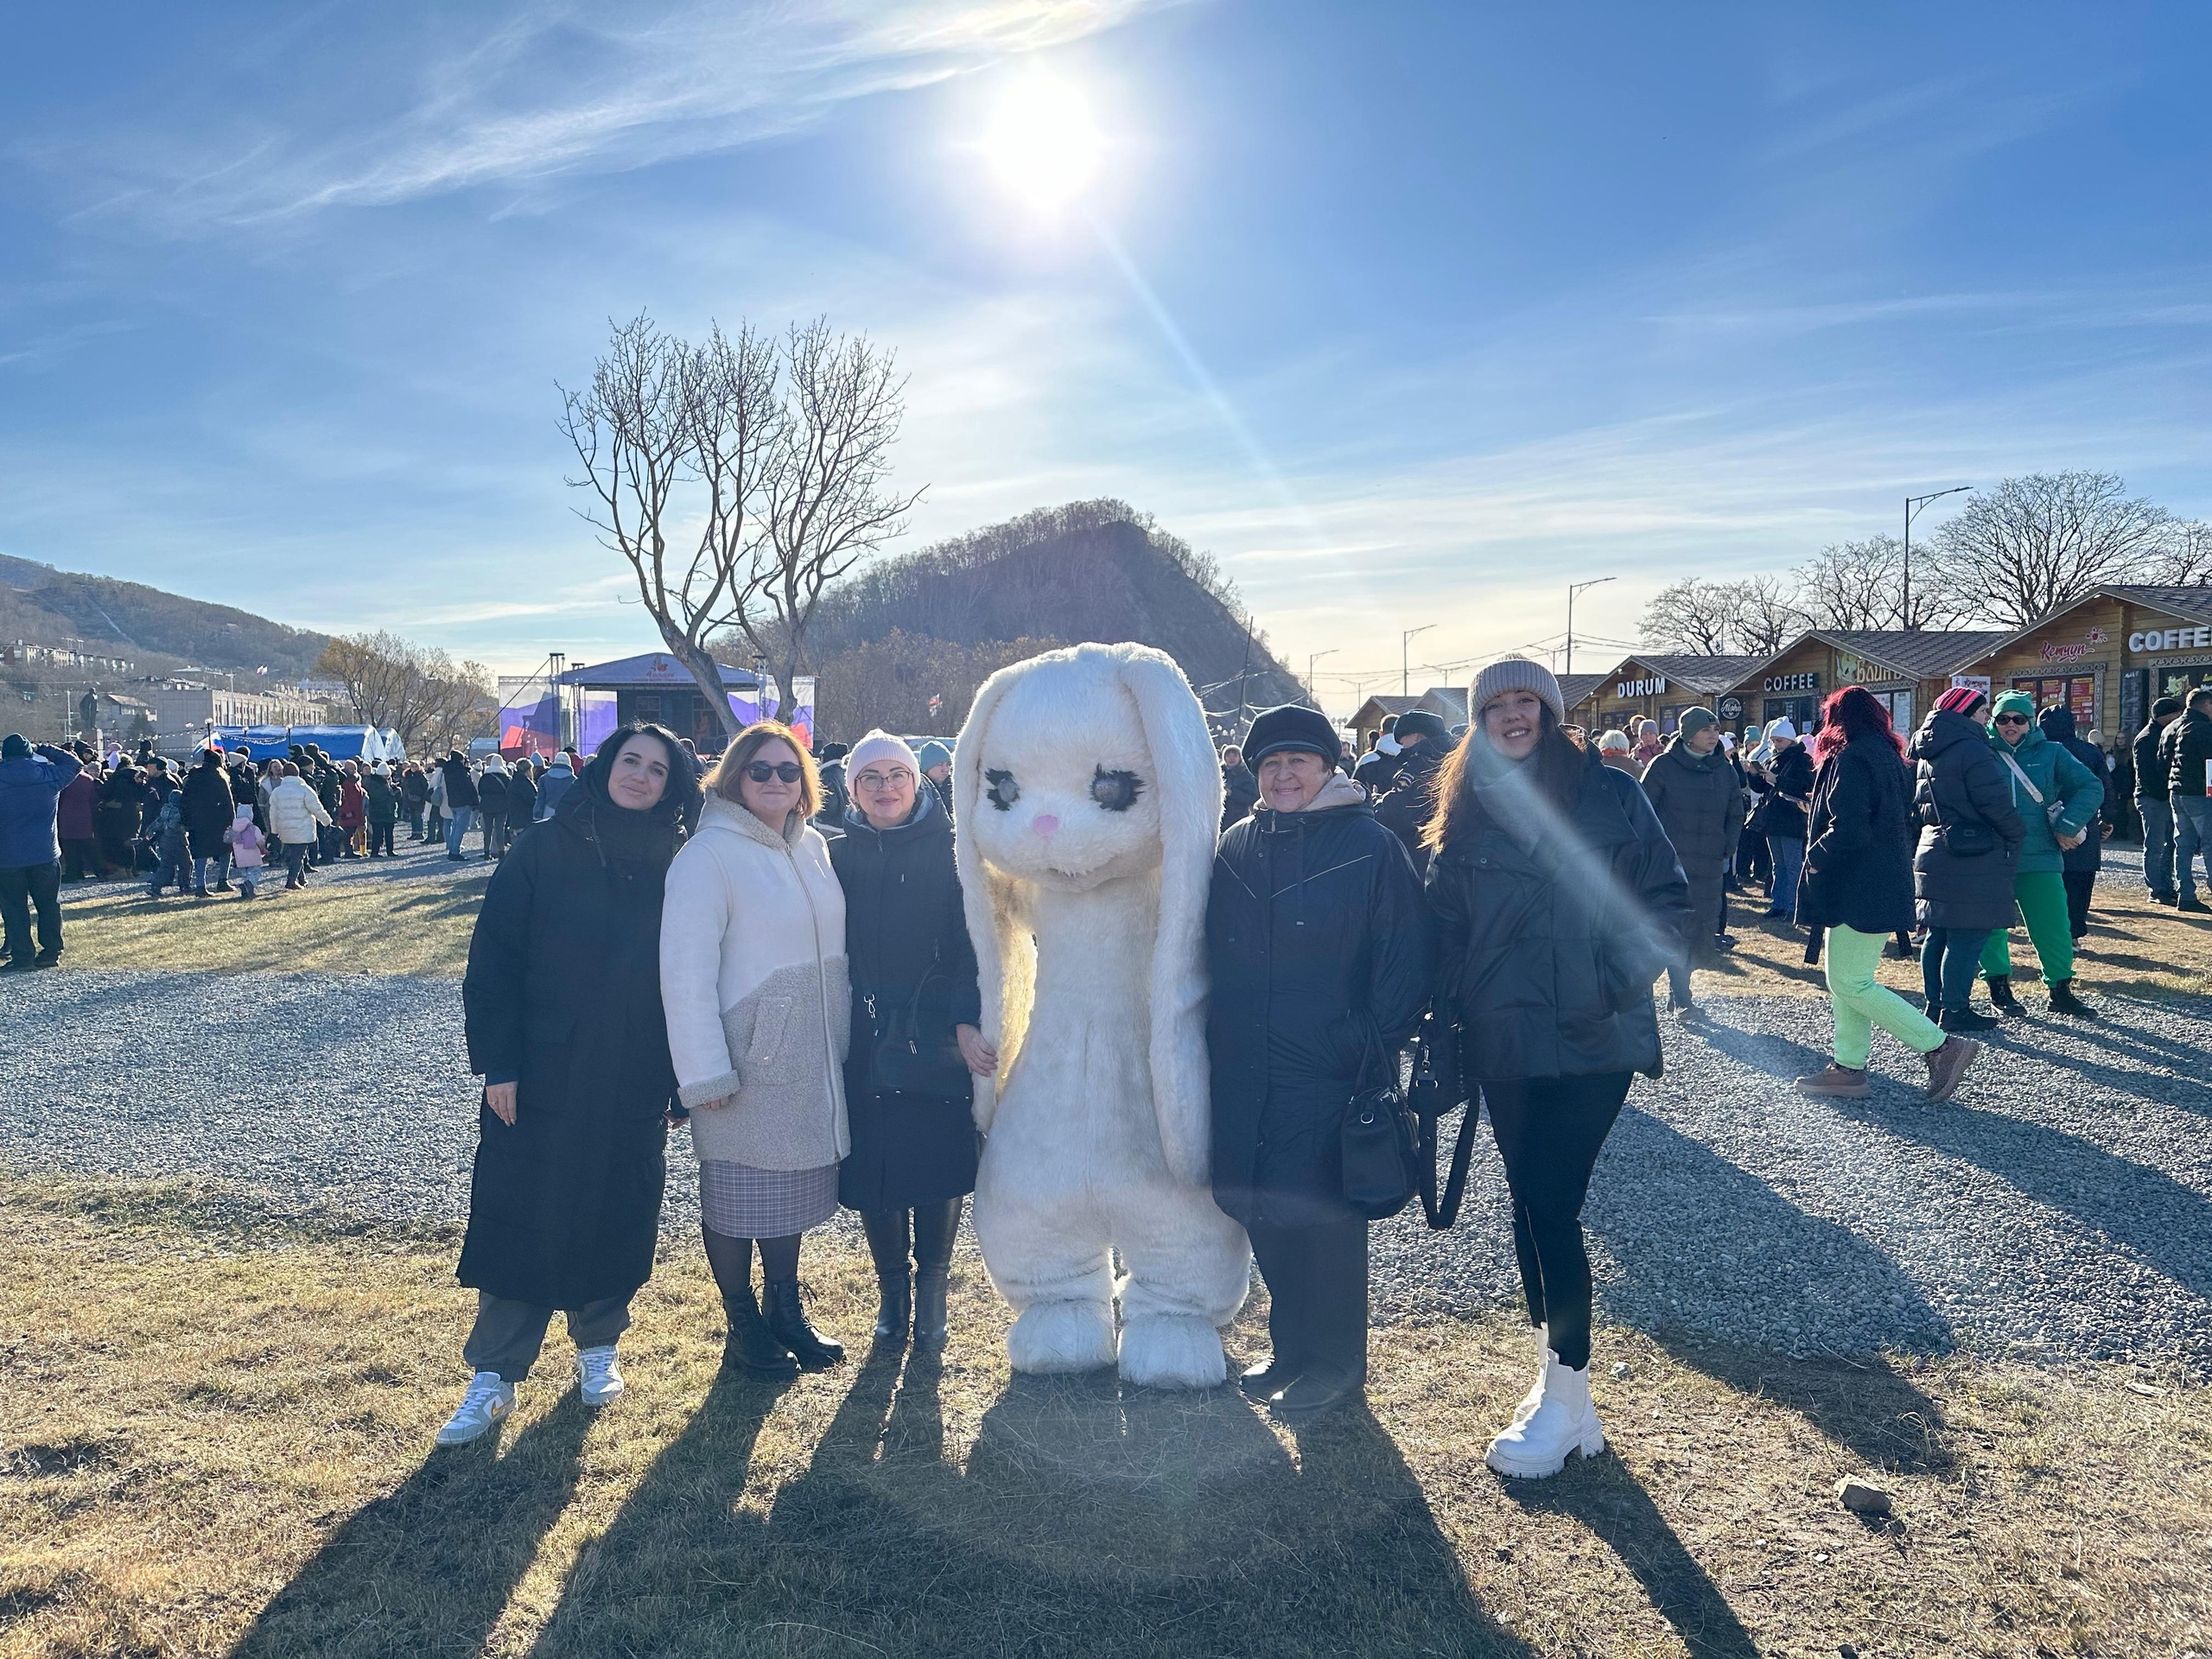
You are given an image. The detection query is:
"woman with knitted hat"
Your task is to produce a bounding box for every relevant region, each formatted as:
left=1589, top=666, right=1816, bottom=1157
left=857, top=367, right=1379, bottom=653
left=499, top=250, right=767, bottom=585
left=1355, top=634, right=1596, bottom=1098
left=1976, top=689, right=2103, bottom=1017
left=1423, top=658, right=1688, bottom=1478
left=828, top=729, right=992, bottom=1350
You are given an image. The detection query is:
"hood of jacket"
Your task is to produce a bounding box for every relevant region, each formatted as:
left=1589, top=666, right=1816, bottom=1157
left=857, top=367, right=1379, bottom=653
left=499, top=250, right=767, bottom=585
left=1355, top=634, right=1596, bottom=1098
left=2037, top=704, right=2080, bottom=744
left=696, top=791, right=807, bottom=851
left=1651, top=732, right=1726, bottom=774
left=1908, top=707, right=1991, bottom=763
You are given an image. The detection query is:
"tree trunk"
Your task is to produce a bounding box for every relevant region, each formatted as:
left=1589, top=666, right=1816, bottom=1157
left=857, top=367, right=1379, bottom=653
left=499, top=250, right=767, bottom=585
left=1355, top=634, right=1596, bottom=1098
left=658, top=624, right=746, bottom=743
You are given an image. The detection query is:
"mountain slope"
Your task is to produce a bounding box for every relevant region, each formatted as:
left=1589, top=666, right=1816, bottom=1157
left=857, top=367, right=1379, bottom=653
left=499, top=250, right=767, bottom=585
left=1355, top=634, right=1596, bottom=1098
left=796, top=500, right=1302, bottom=736
left=0, top=552, right=330, bottom=677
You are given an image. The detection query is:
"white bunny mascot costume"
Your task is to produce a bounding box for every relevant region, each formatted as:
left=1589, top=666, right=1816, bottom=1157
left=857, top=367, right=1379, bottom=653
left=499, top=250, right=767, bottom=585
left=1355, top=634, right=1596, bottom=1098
left=955, top=642, right=1251, bottom=1389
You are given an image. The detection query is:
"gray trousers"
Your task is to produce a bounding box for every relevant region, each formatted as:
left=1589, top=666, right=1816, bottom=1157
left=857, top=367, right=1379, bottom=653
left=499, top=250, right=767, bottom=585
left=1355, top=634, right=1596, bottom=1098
left=2139, top=797, right=2175, bottom=897
left=462, top=1291, right=632, bottom=1382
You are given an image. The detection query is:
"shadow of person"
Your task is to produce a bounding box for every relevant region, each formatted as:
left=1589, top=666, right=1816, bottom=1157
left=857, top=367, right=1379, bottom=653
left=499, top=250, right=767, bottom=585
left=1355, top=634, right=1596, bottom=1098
left=751, top=1370, right=1536, bottom=1657
left=228, top=1392, right=594, bottom=1659
left=1503, top=1459, right=1762, bottom=1659
left=521, top=1369, right=791, bottom=1656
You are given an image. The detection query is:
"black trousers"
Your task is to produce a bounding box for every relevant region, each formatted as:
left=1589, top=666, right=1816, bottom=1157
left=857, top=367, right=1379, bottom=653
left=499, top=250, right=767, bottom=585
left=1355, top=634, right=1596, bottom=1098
left=2063, top=869, right=2095, bottom=939
left=1481, top=1071, right=1632, bottom=1371
left=0, top=861, right=62, bottom=963
left=368, top=822, right=395, bottom=856
left=1246, top=1217, right=1369, bottom=1384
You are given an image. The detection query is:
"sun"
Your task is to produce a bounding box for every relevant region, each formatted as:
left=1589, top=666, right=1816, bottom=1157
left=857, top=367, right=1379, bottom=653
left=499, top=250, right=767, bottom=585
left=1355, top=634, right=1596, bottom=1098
left=980, top=73, right=1105, bottom=212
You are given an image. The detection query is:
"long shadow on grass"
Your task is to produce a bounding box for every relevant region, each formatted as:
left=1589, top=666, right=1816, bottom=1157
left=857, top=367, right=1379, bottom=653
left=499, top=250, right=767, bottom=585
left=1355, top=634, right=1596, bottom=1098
left=227, top=1394, right=593, bottom=1659
left=1649, top=1332, right=1955, bottom=1478
left=1697, top=1021, right=2212, bottom=1300
left=533, top=1359, right=1535, bottom=1657
left=1504, top=1462, right=1762, bottom=1659
left=524, top=1370, right=791, bottom=1656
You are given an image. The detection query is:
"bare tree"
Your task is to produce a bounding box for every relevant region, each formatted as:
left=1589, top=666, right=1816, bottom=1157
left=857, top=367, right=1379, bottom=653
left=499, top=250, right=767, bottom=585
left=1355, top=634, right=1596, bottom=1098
left=315, top=631, right=493, bottom=754
left=561, top=315, right=779, bottom=743
left=2151, top=518, right=2212, bottom=587
left=563, top=315, right=917, bottom=738
left=1793, top=534, right=1979, bottom=631
left=732, top=320, right=925, bottom=700
left=1729, top=573, right=1807, bottom=656
left=1640, top=578, right=1745, bottom=655
left=1929, top=471, right=2176, bottom=628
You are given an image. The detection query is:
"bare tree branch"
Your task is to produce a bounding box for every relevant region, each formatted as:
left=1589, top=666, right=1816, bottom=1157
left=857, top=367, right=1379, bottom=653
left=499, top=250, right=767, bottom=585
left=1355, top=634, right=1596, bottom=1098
left=1929, top=471, right=2175, bottom=628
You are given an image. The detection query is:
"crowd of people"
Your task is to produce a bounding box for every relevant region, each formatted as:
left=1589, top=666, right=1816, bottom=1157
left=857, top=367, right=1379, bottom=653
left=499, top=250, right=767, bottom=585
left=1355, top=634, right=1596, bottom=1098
left=2, top=658, right=2196, bottom=1483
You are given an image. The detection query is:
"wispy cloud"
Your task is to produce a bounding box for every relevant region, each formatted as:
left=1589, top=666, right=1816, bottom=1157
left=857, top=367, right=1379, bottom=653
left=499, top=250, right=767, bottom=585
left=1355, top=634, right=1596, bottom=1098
left=33, top=0, right=1172, bottom=226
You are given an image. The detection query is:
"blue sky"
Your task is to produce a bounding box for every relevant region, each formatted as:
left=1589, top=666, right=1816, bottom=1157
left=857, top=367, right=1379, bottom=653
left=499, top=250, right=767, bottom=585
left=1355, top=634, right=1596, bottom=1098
left=3, top=2, right=2209, bottom=709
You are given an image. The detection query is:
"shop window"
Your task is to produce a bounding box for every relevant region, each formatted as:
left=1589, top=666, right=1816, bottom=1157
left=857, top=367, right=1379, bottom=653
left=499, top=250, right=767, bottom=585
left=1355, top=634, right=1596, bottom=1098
left=2010, top=676, right=2094, bottom=730
left=634, top=694, right=663, bottom=724
left=1762, top=696, right=1816, bottom=730
left=1872, top=690, right=1912, bottom=733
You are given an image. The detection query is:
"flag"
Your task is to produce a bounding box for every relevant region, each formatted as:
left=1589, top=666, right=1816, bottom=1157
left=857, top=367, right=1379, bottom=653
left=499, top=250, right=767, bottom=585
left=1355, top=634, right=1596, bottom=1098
left=255, top=665, right=269, bottom=676
left=929, top=693, right=943, bottom=715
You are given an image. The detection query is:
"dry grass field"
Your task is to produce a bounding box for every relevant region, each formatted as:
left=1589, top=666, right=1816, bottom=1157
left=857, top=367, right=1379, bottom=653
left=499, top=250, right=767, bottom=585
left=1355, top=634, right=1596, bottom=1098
left=2, top=1179, right=2207, bottom=1659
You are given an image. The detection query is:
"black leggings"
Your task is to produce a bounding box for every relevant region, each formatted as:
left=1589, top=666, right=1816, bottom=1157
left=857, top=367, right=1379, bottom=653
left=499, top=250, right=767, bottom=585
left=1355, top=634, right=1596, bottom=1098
left=861, top=1198, right=963, bottom=1274
left=701, top=1227, right=805, bottom=1303
left=1481, top=1071, right=1632, bottom=1371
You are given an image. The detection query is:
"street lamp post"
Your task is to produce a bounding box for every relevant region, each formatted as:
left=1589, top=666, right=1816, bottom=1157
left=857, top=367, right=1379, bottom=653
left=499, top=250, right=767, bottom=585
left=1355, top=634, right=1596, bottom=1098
left=1402, top=626, right=1436, bottom=695
left=1565, top=577, right=1617, bottom=677
left=1903, top=486, right=1974, bottom=630
left=1307, top=648, right=1338, bottom=709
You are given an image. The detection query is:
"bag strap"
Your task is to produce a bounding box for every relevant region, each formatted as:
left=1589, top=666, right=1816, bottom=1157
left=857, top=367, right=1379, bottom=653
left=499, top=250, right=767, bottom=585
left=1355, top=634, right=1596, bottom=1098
left=1997, top=749, right=2045, bottom=804
left=1419, top=1098, right=1478, bottom=1230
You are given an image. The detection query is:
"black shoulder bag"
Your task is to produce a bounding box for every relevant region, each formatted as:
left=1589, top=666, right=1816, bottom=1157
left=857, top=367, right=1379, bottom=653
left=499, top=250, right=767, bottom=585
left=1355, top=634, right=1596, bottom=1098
left=866, top=967, right=970, bottom=1101
left=1339, top=1022, right=1423, bottom=1221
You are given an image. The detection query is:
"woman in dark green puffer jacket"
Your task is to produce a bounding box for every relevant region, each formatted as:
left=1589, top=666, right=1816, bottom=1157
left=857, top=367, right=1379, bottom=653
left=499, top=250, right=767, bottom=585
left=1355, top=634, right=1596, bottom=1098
left=1978, top=690, right=2102, bottom=1017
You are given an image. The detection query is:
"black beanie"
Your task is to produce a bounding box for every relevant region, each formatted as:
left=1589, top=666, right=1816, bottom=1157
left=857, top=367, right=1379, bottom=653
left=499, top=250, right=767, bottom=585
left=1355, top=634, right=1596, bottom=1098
left=1245, top=704, right=1341, bottom=769
left=1394, top=709, right=1450, bottom=745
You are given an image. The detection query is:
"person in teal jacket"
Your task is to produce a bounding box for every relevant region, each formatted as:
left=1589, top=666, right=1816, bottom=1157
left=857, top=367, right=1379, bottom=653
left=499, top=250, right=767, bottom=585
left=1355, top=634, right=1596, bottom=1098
left=1979, top=690, right=2103, bottom=1017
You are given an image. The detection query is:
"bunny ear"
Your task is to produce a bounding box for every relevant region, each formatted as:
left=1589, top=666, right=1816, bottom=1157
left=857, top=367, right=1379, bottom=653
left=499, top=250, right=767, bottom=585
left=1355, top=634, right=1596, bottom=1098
left=1116, top=645, right=1224, bottom=1186
left=954, top=658, right=1035, bottom=1135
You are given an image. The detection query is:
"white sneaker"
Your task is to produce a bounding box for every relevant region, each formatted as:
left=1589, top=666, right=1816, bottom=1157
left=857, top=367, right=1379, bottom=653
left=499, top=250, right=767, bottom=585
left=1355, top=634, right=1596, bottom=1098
left=1485, top=1350, right=1606, bottom=1479
left=435, top=1372, right=516, bottom=1446
left=577, top=1344, right=625, bottom=1407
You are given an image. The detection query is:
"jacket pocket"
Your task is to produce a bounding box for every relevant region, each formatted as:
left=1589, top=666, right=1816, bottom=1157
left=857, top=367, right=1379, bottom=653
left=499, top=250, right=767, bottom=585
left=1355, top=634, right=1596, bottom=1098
left=741, top=995, right=798, bottom=1084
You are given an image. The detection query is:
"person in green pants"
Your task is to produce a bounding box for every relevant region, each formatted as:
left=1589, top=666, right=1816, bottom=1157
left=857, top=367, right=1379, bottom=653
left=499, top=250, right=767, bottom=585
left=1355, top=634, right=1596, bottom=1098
left=1978, top=690, right=2103, bottom=1017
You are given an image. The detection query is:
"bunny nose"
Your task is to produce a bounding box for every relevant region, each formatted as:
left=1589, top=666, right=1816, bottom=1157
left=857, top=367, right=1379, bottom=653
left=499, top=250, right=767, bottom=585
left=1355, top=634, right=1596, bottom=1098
left=1031, top=813, right=1060, bottom=838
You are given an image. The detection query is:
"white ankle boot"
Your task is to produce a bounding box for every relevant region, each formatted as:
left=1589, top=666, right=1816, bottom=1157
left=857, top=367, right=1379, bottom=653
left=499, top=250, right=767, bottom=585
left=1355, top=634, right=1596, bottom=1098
left=1485, top=1348, right=1605, bottom=1478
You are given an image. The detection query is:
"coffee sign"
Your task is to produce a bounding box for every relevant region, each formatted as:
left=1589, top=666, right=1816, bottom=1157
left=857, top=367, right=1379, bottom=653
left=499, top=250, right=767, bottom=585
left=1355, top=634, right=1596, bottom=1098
left=1763, top=671, right=1820, bottom=693
left=2129, top=626, right=2212, bottom=653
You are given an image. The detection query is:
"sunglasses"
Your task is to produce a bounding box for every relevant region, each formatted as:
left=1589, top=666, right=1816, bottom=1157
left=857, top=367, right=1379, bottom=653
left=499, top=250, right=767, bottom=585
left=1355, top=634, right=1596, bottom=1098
left=744, top=762, right=804, bottom=784
left=1993, top=714, right=2030, bottom=726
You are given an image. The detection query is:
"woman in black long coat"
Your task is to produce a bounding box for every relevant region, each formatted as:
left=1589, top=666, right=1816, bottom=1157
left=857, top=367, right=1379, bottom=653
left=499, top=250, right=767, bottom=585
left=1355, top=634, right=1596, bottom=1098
left=828, top=731, right=991, bottom=1350
left=439, top=722, right=702, bottom=1447
left=1207, top=704, right=1431, bottom=1425
left=1793, top=687, right=1980, bottom=1105
left=1426, top=661, right=1685, bottom=1478
left=1907, top=688, right=2024, bottom=1029
left=180, top=749, right=237, bottom=894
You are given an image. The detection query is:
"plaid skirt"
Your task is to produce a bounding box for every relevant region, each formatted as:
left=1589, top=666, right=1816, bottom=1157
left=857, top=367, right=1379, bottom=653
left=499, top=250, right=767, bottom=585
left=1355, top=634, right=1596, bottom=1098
left=699, top=1159, right=839, bottom=1238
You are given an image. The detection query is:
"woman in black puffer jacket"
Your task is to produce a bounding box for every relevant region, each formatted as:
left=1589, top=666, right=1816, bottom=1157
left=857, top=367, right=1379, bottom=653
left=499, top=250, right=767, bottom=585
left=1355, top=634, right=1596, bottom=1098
left=1425, top=661, right=1686, bottom=1480
left=828, top=731, right=989, bottom=1351
left=1794, top=687, right=1981, bottom=1105
left=1907, top=687, right=2024, bottom=1029
left=1207, top=703, right=1431, bottom=1425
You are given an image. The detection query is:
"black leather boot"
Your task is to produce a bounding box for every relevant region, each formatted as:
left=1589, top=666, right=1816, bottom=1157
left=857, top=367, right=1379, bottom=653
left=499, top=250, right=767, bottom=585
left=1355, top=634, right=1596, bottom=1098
left=861, top=1209, right=912, bottom=1347
left=912, top=1264, right=950, bottom=1348
left=763, top=1280, right=845, bottom=1370
left=1238, top=1353, right=1301, bottom=1402
left=1986, top=974, right=2024, bottom=1015
left=720, top=1285, right=800, bottom=1378
left=2046, top=978, right=2099, bottom=1019
left=1939, top=1005, right=2000, bottom=1033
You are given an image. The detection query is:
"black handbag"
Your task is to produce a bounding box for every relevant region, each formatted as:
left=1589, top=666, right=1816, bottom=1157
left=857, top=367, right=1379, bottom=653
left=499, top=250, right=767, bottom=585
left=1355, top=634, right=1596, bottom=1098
left=866, top=971, right=970, bottom=1101
left=1339, top=1023, right=1422, bottom=1221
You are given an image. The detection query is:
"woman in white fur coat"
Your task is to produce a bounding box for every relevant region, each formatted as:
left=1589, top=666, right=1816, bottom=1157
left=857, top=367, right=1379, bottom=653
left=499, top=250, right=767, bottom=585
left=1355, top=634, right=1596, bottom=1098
left=661, top=721, right=852, bottom=1376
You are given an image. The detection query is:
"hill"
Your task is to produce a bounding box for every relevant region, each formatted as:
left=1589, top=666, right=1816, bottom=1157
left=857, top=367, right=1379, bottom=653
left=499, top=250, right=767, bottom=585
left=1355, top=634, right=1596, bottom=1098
left=0, top=551, right=330, bottom=677
left=793, top=501, right=1304, bottom=739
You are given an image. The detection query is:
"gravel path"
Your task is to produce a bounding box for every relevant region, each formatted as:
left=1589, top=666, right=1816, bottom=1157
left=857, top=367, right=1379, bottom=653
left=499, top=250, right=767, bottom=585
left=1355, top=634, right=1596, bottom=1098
left=3, top=964, right=2207, bottom=1368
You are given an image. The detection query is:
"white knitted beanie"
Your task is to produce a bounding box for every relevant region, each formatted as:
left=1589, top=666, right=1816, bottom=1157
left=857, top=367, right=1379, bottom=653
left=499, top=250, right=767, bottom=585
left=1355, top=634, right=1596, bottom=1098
left=846, top=729, right=920, bottom=777
left=1471, top=658, right=1567, bottom=728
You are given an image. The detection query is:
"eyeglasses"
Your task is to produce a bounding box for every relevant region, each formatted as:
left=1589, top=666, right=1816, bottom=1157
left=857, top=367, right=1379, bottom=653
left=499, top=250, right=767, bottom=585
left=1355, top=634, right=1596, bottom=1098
left=1993, top=714, right=2030, bottom=727
left=853, top=768, right=913, bottom=790
left=744, top=762, right=804, bottom=784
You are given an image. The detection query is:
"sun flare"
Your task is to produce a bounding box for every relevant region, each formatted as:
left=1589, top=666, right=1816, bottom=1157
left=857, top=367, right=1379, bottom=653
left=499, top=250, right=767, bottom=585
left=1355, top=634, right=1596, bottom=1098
left=981, top=73, right=1106, bottom=211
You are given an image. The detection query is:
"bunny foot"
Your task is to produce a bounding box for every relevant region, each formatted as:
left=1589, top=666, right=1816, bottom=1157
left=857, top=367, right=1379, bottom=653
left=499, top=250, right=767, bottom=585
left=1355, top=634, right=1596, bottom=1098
left=1117, top=1313, right=1228, bottom=1390
left=1007, top=1299, right=1116, bottom=1375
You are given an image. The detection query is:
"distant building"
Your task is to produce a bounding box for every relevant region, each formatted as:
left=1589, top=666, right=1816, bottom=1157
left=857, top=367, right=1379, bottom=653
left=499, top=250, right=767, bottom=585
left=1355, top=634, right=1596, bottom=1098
left=560, top=652, right=771, bottom=753
left=143, top=679, right=331, bottom=751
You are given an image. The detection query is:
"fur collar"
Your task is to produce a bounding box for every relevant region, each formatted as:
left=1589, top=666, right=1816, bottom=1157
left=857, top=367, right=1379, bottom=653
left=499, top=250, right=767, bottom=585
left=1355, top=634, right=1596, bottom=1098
left=699, top=792, right=805, bottom=850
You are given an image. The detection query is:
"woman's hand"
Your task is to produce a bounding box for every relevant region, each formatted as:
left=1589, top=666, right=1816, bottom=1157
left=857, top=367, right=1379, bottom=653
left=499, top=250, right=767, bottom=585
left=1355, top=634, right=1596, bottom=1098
left=957, top=1024, right=999, bottom=1077
left=485, top=1081, right=518, bottom=1126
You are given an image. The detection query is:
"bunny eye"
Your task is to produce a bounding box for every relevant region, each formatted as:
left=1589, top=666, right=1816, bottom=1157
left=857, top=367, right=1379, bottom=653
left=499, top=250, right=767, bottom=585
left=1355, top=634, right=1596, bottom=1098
left=1090, top=767, right=1141, bottom=812
left=985, top=768, right=1020, bottom=811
